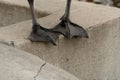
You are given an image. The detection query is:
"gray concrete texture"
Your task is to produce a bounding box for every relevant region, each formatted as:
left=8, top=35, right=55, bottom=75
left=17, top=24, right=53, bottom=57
left=0, top=43, right=79, bottom=80
left=0, top=0, right=120, bottom=80
left=0, top=2, right=48, bottom=27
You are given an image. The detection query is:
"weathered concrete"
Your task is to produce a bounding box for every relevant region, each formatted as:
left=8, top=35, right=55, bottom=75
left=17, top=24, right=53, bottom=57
left=0, top=43, right=79, bottom=80
left=0, top=0, right=79, bottom=13
left=0, top=0, right=87, bottom=27
left=0, top=1, right=120, bottom=80
left=0, top=2, right=48, bottom=27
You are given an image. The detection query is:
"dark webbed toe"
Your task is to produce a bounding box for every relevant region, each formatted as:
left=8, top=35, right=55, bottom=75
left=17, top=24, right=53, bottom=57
left=69, top=21, right=88, bottom=38
left=52, top=20, right=88, bottom=39
left=29, top=24, right=59, bottom=45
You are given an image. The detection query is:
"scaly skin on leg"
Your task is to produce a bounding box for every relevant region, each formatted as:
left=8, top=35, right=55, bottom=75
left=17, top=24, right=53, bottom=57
left=52, top=0, right=88, bottom=39
left=28, top=0, right=59, bottom=45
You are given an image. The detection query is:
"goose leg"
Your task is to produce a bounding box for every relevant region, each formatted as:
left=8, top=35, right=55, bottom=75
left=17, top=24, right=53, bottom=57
left=28, top=0, right=59, bottom=45
left=52, top=0, right=88, bottom=39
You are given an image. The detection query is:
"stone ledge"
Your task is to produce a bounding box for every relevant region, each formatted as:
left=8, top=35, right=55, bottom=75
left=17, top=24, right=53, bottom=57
left=0, top=0, right=79, bottom=13
left=0, top=43, right=79, bottom=80
left=0, top=2, right=120, bottom=80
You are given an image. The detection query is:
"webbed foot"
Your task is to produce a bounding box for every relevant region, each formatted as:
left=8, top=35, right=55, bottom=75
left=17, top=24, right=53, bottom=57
left=29, top=24, right=59, bottom=45
left=52, top=17, right=88, bottom=39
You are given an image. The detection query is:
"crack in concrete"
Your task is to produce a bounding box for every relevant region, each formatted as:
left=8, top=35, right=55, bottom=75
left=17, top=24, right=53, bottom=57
left=34, top=62, right=46, bottom=80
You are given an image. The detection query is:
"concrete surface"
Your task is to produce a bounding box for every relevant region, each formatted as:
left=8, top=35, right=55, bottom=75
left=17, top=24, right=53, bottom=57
left=0, top=0, right=86, bottom=27
left=0, top=2, right=48, bottom=27
left=0, top=1, right=120, bottom=80
left=0, top=43, right=79, bottom=80
left=0, top=0, right=79, bottom=13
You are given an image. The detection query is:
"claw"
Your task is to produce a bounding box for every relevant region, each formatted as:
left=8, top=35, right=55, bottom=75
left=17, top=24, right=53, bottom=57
left=52, top=20, right=88, bottom=39
left=29, top=24, right=59, bottom=45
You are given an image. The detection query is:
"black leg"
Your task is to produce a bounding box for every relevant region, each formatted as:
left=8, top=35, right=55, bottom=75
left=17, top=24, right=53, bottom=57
left=28, top=0, right=59, bottom=45
left=52, top=0, right=88, bottom=39
left=28, top=0, right=38, bottom=25
left=61, top=0, right=71, bottom=21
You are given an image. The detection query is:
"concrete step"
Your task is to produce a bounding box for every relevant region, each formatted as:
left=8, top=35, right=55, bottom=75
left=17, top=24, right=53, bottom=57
left=0, top=0, right=79, bottom=13
left=0, top=2, right=48, bottom=27
left=0, top=43, right=79, bottom=80
left=0, top=1, right=120, bottom=80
